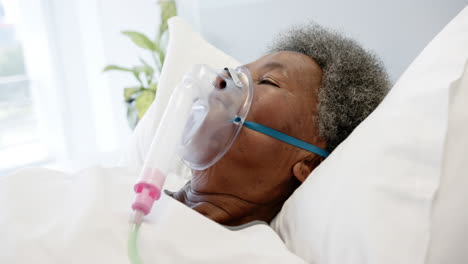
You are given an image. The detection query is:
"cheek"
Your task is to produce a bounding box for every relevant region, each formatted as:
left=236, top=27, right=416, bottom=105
left=249, top=88, right=317, bottom=142
left=247, top=88, right=292, bottom=130
left=228, top=127, right=297, bottom=171
left=224, top=88, right=299, bottom=166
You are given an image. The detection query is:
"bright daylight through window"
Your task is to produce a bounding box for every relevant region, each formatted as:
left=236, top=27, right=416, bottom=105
left=0, top=0, right=48, bottom=174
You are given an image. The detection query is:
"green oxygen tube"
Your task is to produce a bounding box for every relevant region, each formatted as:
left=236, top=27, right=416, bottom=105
left=128, top=211, right=144, bottom=264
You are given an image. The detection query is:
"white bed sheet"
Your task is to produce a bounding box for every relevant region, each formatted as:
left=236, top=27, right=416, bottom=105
left=0, top=167, right=306, bottom=264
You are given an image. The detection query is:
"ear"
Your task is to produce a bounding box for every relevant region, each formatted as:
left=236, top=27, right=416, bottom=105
left=292, top=155, right=323, bottom=183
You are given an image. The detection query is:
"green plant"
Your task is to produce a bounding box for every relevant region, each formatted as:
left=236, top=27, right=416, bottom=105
left=103, top=0, right=177, bottom=129
left=0, top=44, right=26, bottom=77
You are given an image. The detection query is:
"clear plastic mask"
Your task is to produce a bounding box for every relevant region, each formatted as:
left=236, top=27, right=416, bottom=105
left=178, top=64, right=254, bottom=170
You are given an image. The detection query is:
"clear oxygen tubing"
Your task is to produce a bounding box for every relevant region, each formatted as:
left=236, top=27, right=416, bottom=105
left=128, top=67, right=195, bottom=264
left=128, top=211, right=144, bottom=264
left=128, top=224, right=142, bottom=264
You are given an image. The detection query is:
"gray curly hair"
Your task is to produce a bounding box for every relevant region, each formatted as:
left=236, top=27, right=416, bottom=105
left=269, top=23, right=391, bottom=151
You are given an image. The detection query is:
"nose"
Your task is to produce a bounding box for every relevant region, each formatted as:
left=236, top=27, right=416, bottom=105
left=214, top=75, right=227, bottom=89
left=213, top=68, right=229, bottom=89
left=214, top=67, right=231, bottom=90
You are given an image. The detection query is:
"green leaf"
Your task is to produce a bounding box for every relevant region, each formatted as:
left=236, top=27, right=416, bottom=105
left=138, top=58, right=155, bottom=78
left=132, top=66, right=146, bottom=75
left=151, top=48, right=163, bottom=71
left=124, top=86, right=141, bottom=102
left=158, top=49, right=165, bottom=65
left=131, top=69, right=144, bottom=87
left=131, top=65, right=153, bottom=87
left=103, top=65, right=133, bottom=72
left=148, top=83, right=158, bottom=91
left=122, top=31, right=156, bottom=51
left=159, top=0, right=177, bottom=34
left=158, top=30, right=169, bottom=51
left=135, top=90, right=155, bottom=119
left=126, top=101, right=139, bottom=129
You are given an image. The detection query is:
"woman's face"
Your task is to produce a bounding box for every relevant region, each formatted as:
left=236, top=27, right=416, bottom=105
left=190, top=51, right=325, bottom=210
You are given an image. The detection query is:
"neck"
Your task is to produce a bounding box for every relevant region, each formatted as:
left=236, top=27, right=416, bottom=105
left=168, top=181, right=290, bottom=226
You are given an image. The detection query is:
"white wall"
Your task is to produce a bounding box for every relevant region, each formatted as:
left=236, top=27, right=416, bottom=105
left=179, top=0, right=468, bottom=81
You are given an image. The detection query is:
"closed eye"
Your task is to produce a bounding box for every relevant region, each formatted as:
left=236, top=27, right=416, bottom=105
left=259, top=78, right=280, bottom=87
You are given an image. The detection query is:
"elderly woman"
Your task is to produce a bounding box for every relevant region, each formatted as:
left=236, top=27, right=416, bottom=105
left=168, top=23, right=390, bottom=226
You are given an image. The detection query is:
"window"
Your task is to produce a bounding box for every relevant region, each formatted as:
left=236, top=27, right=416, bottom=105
left=0, top=0, right=49, bottom=174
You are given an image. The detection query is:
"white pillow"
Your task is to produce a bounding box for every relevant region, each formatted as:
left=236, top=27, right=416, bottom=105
left=426, top=59, right=468, bottom=263
left=121, top=17, right=240, bottom=169
left=271, top=6, right=468, bottom=264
